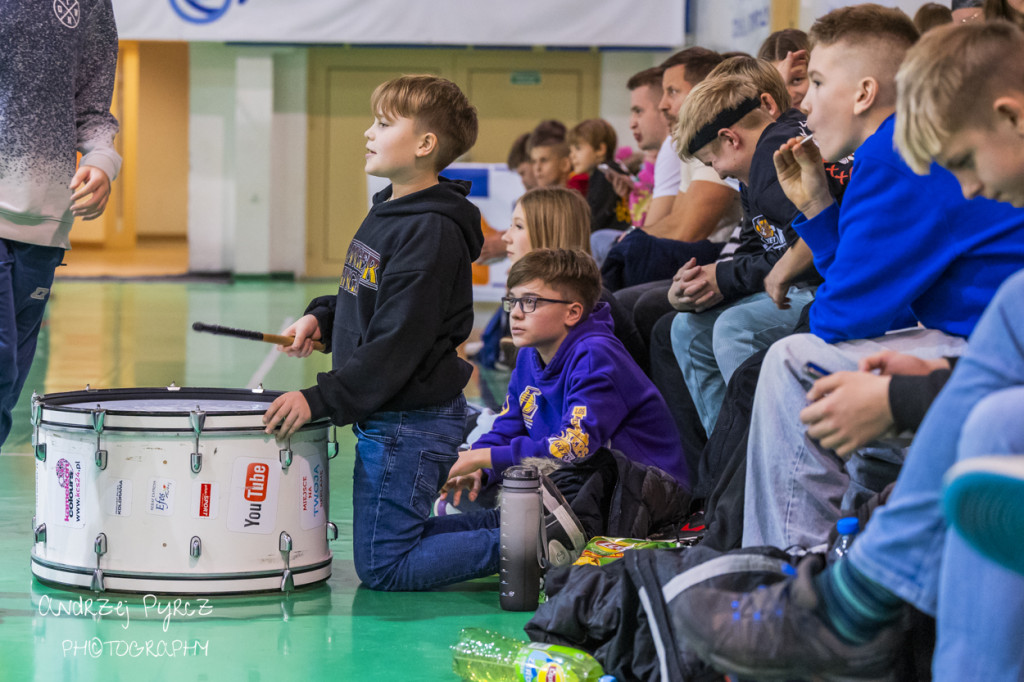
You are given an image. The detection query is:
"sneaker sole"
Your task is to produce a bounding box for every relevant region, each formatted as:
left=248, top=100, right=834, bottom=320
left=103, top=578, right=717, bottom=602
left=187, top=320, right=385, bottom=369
left=944, top=456, right=1024, bottom=576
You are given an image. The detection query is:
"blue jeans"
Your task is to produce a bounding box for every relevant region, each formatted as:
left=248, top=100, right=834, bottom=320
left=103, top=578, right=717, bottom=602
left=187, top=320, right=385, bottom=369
left=848, top=269, right=1024, bottom=681
left=742, top=328, right=967, bottom=549
left=670, top=287, right=815, bottom=435
left=351, top=394, right=501, bottom=591
left=0, top=239, right=64, bottom=447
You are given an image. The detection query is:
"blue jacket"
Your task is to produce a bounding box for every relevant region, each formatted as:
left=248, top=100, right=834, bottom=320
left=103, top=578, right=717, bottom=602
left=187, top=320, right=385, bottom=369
left=795, top=115, right=1024, bottom=342
left=475, top=302, right=687, bottom=485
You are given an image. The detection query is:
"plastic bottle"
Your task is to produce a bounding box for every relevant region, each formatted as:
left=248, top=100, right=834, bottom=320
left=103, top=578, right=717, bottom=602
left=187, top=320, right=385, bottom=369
left=451, top=628, right=616, bottom=682
left=499, top=465, right=544, bottom=612
left=828, top=516, right=860, bottom=563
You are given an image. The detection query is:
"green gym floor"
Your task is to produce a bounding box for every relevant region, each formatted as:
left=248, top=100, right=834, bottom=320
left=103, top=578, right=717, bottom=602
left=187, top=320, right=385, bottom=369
left=0, top=278, right=525, bottom=681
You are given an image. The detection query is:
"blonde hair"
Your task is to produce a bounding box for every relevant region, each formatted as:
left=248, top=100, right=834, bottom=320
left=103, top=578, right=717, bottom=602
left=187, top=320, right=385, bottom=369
left=370, top=75, right=478, bottom=171
left=517, top=187, right=592, bottom=255
left=895, top=21, right=1024, bottom=174
left=674, top=76, right=774, bottom=161
left=708, top=56, right=791, bottom=113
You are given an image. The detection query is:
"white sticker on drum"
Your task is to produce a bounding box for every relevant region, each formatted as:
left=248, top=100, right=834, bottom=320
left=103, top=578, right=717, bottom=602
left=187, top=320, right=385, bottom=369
left=50, top=456, right=87, bottom=528
left=147, top=478, right=176, bottom=516
left=227, top=458, right=280, bottom=534
left=298, top=456, right=327, bottom=530
left=191, top=481, right=219, bottom=520
left=105, top=479, right=133, bottom=517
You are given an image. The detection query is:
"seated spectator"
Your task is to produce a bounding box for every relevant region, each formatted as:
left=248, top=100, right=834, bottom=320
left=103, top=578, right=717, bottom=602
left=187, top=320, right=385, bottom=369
left=446, top=248, right=687, bottom=493
left=673, top=20, right=1024, bottom=680
left=738, top=4, right=1024, bottom=553
left=913, top=2, right=953, bottom=32
left=528, top=119, right=572, bottom=188
left=758, top=28, right=811, bottom=110
left=566, top=118, right=632, bottom=261
left=986, top=0, right=1024, bottom=27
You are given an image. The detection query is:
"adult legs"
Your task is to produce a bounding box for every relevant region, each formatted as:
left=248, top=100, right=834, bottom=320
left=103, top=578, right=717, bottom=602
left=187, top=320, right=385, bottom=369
left=649, top=312, right=707, bottom=475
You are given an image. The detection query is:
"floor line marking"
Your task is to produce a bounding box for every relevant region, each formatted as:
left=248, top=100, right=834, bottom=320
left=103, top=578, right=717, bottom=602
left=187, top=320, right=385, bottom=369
left=247, top=317, right=293, bottom=389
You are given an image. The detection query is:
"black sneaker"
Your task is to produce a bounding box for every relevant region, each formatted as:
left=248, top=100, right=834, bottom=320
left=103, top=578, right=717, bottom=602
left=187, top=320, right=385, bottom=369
left=677, top=509, right=706, bottom=546
left=538, top=474, right=587, bottom=568
left=672, top=555, right=901, bottom=681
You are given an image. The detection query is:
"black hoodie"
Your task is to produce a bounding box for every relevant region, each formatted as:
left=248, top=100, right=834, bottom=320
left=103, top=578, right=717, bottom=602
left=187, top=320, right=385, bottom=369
left=300, top=178, right=484, bottom=425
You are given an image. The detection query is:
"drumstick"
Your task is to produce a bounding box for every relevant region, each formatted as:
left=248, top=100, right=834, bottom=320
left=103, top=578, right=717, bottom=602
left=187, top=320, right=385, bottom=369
left=192, top=322, right=326, bottom=352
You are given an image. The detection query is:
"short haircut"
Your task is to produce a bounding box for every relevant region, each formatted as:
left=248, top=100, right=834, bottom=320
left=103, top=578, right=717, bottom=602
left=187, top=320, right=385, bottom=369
left=526, top=119, right=570, bottom=158
left=627, top=67, right=664, bottom=91
left=674, top=75, right=775, bottom=161
left=566, top=119, right=617, bottom=161
left=708, top=56, right=791, bottom=113
left=370, top=75, right=478, bottom=171
left=507, top=248, right=602, bottom=319
left=913, top=3, right=953, bottom=33
left=507, top=132, right=531, bottom=169
left=810, top=4, right=919, bottom=50
left=659, top=46, right=724, bottom=86
left=517, top=187, right=592, bottom=254
left=758, top=28, right=810, bottom=62
left=895, top=21, right=1024, bottom=173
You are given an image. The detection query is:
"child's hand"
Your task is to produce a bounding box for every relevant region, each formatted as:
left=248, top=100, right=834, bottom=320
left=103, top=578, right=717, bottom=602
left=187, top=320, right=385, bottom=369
left=678, top=262, right=724, bottom=312
left=446, top=448, right=491, bottom=480
left=69, top=165, right=111, bottom=220
left=773, top=136, right=832, bottom=220
left=263, top=391, right=311, bottom=439
left=278, top=315, right=321, bottom=357
left=441, top=469, right=484, bottom=506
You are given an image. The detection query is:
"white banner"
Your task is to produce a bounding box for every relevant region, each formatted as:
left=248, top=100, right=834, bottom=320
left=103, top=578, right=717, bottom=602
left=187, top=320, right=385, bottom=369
left=111, top=0, right=686, bottom=47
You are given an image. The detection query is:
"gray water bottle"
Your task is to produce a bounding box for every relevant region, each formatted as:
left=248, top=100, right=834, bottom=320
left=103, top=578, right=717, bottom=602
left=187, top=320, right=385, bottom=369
left=499, top=465, right=545, bottom=612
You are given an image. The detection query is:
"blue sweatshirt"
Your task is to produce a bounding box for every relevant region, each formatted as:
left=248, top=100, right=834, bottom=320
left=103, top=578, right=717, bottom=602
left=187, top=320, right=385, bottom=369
left=475, top=302, right=687, bottom=485
left=795, top=115, right=1024, bottom=342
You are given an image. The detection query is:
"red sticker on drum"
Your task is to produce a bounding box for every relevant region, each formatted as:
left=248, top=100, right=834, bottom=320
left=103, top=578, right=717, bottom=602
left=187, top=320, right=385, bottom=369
left=191, top=481, right=219, bottom=519
left=228, top=458, right=280, bottom=534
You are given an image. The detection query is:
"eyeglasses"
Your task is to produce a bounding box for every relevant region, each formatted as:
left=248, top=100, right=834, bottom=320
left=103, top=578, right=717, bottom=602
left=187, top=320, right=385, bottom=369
left=501, top=295, right=573, bottom=314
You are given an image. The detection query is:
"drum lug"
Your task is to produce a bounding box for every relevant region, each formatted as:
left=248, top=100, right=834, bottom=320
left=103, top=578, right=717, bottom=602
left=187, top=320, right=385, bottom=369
left=326, top=522, right=338, bottom=542
left=327, top=426, right=338, bottom=459
left=190, top=536, right=202, bottom=558
left=92, top=533, right=107, bottom=593
left=166, top=381, right=181, bottom=391
left=279, top=445, right=292, bottom=470
left=34, top=522, right=46, bottom=544
left=279, top=531, right=294, bottom=592
left=251, top=383, right=265, bottom=394
left=31, top=394, right=45, bottom=461
left=92, top=407, right=107, bottom=470
left=190, top=406, right=206, bottom=473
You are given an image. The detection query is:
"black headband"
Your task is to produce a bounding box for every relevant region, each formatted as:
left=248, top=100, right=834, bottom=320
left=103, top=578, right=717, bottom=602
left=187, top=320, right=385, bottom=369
left=686, top=97, right=763, bottom=155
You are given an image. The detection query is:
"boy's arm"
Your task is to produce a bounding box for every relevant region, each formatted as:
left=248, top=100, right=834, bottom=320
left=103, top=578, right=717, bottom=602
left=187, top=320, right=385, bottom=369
left=764, top=238, right=815, bottom=309
left=300, top=226, right=466, bottom=424
left=303, top=295, right=337, bottom=350
left=801, top=156, right=959, bottom=342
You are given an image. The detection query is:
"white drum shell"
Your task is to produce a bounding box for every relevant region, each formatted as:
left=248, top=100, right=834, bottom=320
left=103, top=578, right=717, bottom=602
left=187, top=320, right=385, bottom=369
left=31, top=390, right=333, bottom=594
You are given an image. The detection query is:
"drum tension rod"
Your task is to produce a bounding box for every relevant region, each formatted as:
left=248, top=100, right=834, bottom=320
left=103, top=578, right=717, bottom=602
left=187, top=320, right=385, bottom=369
left=190, top=406, right=206, bottom=474
left=92, top=533, right=107, bottom=593
left=280, top=438, right=292, bottom=470
left=328, top=426, right=339, bottom=460
left=190, top=536, right=202, bottom=559
left=279, top=531, right=295, bottom=592
left=326, top=522, right=339, bottom=542
left=32, top=516, right=46, bottom=544
left=30, top=393, right=45, bottom=462
left=93, top=406, right=107, bottom=470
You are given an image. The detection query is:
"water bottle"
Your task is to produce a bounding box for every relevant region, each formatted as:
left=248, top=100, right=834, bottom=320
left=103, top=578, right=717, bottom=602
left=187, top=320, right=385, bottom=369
left=499, top=465, right=544, bottom=611
left=828, top=516, right=860, bottom=563
left=451, top=628, right=616, bottom=682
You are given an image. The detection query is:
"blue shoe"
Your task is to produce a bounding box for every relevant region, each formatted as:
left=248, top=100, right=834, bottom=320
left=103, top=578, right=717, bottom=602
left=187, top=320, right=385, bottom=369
left=672, top=555, right=901, bottom=681
left=944, top=455, right=1024, bottom=576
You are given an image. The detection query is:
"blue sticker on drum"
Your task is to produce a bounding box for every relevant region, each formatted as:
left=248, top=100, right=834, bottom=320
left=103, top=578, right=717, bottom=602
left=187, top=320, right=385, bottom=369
left=227, top=458, right=280, bottom=534
left=147, top=478, right=176, bottom=516
left=299, top=456, right=326, bottom=530
left=105, top=479, right=133, bottom=517
left=191, top=481, right=219, bottom=520
left=52, top=456, right=87, bottom=528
